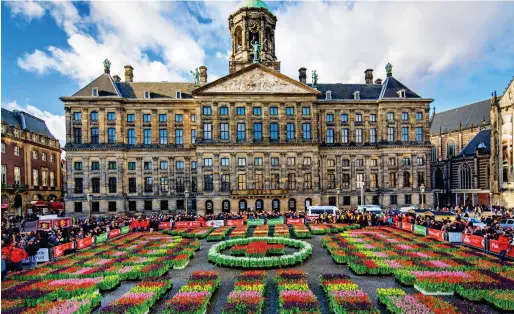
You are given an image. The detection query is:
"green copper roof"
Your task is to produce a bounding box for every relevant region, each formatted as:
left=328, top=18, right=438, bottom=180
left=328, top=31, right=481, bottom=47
left=239, top=0, right=269, bottom=10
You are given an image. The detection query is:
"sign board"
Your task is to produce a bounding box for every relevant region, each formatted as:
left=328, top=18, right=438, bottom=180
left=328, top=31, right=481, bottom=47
left=286, top=218, right=304, bottom=225
left=121, top=226, right=130, bottom=234
left=463, top=234, right=485, bottom=249
left=159, top=222, right=172, bottom=229
left=267, top=217, right=284, bottom=226
left=52, top=218, right=72, bottom=228
left=109, top=229, right=121, bottom=238
left=53, top=242, right=74, bottom=258
left=23, top=248, right=50, bottom=263
left=413, top=225, right=427, bottom=236
left=96, top=232, right=108, bottom=243
left=226, top=220, right=244, bottom=226
left=247, top=219, right=265, bottom=226
left=205, top=220, right=225, bottom=227
left=76, top=237, right=94, bottom=250
left=37, top=220, right=53, bottom=230
left=427, top=228, right=445, bottom=241
left=489, top=240, right=514, bottom=258
left=174, top=221, right=204, bottom=228
left=401, top=222, right=413, bottom=232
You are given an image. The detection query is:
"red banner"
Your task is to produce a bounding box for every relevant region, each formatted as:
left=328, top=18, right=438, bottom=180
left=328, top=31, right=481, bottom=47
left=108, top=229, right=121, bottom=238
left=159, top=222, right=172, bottom=229
left=286, top=218, right=304, bottom=224
left=402, top=222, right=413, bottom=231
left=53, top=242, right=74, bottom=257
left=427, top=228, right=445, bottom=241
left=175, top=221, right=204, bottom=228
left=463, top=234, right=485, bottom=249
left=489, top=240, right=514, bottom=257
left=52, top=218, right=72, bottom=229
left=37, top=220, right=53, bottom=230
left=226, top=219, right=244, bottom=226
left=76, top=237, right=94, bottom=250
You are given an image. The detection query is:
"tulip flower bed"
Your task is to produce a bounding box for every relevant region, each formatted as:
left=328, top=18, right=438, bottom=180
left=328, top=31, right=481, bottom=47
left=272, top=224, right=290, bottom=238
left=275, top=270, right=321, bottom=314
left=207, top=226, right=232, bottom=241
left=230, top=226, right=249, bottom=239
left=308, top=224, right=330, bottom=235
left=252, top=225, right=270, bottom=237
left=168, top=227, right=214, bottom=239
left=320, top=273, right=379, bottom=314
left=292, top=224, right=312, bottom=238
left=209, top=237, right=312, bottom=268
left=162, top=271, right=220, bottom=314
left=222, top=271, right=267, bottom=314
left=326, top=223, right=360, bottom=233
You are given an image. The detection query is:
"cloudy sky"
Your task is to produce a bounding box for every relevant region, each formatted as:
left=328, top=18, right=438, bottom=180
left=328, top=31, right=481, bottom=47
left=2, top=1, right=514, bottom=145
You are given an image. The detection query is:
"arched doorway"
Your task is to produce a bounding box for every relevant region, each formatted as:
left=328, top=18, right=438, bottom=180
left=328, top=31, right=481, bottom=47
left=288, top=198, right=296, bottom=211
left=272, top=198, right=280, bottom=212
left=33, top=194, right=43, bottom=201
left=434, top=168, right=444, bottom=189
left=47, top=194, right=57, bottom=201
left=255, top=199, right=264, bottom=212
left=305, top=198, right=312, bottom=210
left=238, top=200, right=247, bottom=212
left=222, top=200, right=231, bottom=213
left=205, top=200, right=214, bottom=215
left=14, top=194, right=22, bottom=216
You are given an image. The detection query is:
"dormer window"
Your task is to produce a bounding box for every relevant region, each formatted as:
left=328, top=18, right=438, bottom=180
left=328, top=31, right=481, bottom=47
left=398, top=89, right=406, bottom=98
left=176, top=91, right=182, bottom=99
left=353, top=91, right=360, bottom=100
left=92, top=87, right=99, bottom=97
left=326, top=90, right=332, bottom=100
left=144, top=90, right=150, bottom=99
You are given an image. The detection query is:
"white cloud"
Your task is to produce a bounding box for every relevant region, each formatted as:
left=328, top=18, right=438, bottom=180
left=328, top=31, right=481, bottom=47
left=5, top=0, right=45, bottom=21
left=3, top=101, right=66, bottom=147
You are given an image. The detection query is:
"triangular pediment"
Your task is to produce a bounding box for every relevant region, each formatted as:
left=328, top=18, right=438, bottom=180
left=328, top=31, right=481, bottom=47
left=193, top=64, right=320, bottom=95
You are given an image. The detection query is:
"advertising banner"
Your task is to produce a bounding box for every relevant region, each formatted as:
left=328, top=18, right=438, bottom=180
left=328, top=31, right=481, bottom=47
left=401, top=222, right=413, bottom=232
left=76, top=237, right=94, bottom=250
left=463, top=234, right=485, bottom=249
left=37, top=220, right=53, bottom=230
left=205, top=220, right=224, bottom=227
left=286, top=218, right=304, bottom=225
left=159, top=222, right=173, bottom=229
left=52, top=218, right=72, bottom=229
left=53, top=242, right=74, bottom=258
left=428, top=228, right=445, bottom=241
left=121, top=226, right=130, bottom=234
left=96, top=232, right=108, bottom=243
left=109, top=229, right=121, bottom=238
left=266, top=217, right=284, bottom=226
left=413, top=225, right=427, bottom=236
left=174, top=221, right=204, bottom=228
left=23, top=248, right=50, bottom=263
left=489, top=240, right=514, bottom=258
left=247, top=219, right=265, bottom=226
left=226, top=220, right=244, bottom=226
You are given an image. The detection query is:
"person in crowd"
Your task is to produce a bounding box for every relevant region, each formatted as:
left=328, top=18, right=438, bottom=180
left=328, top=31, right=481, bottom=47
left=25, top=240, right=39, bottom=269
left=497, top=231, right=513, bottom=264
left=1, top=253, right=8, bottom=281
left=9, top=243, right=27, bottom=272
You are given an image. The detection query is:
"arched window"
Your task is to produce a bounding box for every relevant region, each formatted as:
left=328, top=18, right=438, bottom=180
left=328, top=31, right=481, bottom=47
left=238, top=200, right=247, bottom=212
left=205, top=200, right=214, bottom=215
left=288, top=198, right=296, bottom=211
left=446, top=140, right=456, bottom=159
left=272, top=198, right=280, bottom=212
left=431, top=145, right=437, bottom=161
left=305, top=198, right=312, bottom=210
left=255, top=199, right=263, bottom=212
left=234, top=26, right=243, bottom=53
left=434, top=168, right=444, bottom=189
left=222, top=200, right=231, bottom=213
left=403, top=172, right=411, bottom=188
left=460, top=164, right=472, bottom=189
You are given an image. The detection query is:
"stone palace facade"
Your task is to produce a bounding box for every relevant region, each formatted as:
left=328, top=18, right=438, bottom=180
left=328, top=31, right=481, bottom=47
left=62, top=0, right=433, bottom=215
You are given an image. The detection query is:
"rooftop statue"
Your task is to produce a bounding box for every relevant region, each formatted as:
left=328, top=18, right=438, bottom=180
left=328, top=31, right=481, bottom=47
left=251, top=37, right=267, bottom=63
left=103, top=59, right=111, bottom=74
left=312, top=70, right=318, bottom=86
left=190, top=68, right=200, bottom=85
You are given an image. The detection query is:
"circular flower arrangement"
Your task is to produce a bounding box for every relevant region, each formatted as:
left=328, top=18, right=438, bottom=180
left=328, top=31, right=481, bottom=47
left=208, top=237, right=312, bottom=268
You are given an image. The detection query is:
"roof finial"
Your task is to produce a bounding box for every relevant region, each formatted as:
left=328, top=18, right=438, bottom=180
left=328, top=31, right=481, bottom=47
left=103, top=59, right=111, bottom=74
left=385, top=62, right=393, bottom=77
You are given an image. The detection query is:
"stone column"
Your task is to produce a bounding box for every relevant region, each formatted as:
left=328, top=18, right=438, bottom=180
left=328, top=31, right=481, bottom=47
left=98, top=109, right=105, bottom=144
left=230, top=152, right=237, bottom=191
left=280, top=152, right=287, bottom=189
left=213, top=153, right=220, bottom=192
left=168, top=157, right=175, bottom=195
left=151, top=110, right=158, bottom=145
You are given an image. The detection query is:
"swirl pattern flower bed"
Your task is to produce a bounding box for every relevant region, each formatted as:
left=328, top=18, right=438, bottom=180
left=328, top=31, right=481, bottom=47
left=208, top=237, right=312, bottom=268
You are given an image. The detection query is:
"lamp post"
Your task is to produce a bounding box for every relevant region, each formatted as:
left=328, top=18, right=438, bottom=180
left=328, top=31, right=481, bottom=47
left=184, top=189, right=190, bottom=215
left=420, top=184, right=425, bottom=209
left=336, top=187, right=341, bottom=209
left=87, top=190, right=93, bottom=218
left=489, top=192, right=493, bottom=212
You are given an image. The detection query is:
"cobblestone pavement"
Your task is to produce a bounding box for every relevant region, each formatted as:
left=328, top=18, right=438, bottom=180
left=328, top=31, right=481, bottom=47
left=97, top=233, right=500, bottom=314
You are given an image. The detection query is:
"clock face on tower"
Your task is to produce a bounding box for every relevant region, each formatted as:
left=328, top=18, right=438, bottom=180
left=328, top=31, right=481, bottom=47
left=249, top=20, right=259, bottom=33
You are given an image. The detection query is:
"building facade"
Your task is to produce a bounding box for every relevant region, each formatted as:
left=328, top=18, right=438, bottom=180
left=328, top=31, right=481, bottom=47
left=1, top=108, right=62, bottom=215
left=62, top=0, right=433, bottom=216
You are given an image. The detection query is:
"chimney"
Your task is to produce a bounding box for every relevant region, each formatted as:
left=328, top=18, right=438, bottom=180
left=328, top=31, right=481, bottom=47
left=199, top=66, right=208, bottom=85
left=299, top=67, right=307, bottom=84
left=124, top=65, right=134, bottom=82
left=364, top=69, right=373, bottom=84
left=112, top=75, right=121, bottom=83
left=374, top=78, right=382, bottom=85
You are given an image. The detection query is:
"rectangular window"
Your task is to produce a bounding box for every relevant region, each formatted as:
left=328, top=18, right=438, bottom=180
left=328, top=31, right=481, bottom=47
left=128, top=161, right=136, bottom=170
left=304, top=173, right=312, bottom=189
left=31, top=169, right=38, bottom=186
left=255, top=173, right=264, bottom=189
left=108, top=128, right=116, bottom=144
left=371, top=159, right=378, bottom=167
left=127, top=129, right=136, bottom=145
left=204, top=158, right=213, bottom=167
left=91, top=161, right=100, bottom=170
left=221, top=174, right=230, bottom=192
left=416, top=112, right=423, bottom=120
left=405, top=194, right=412, bottom=204
left=159, top=114, right=167, bottom=122
left=203, top=123, right=212, bottom=140
left=14, top=167, right=21, bottom=185
left=143, top=114, right=151, bottom=122
left=303, top=123, right=311, bottom=140
left=287, top=157, right=296, bottom=166
left=192, top=129, right=196, bottom=144
left=73, top=112, right=81, bottom=121
left=159, top=129, right=168, bottom=144
left=403, top=158, right=410, bottom=166
left=175, top=114, right=183, bottom=122
left=219, top=107, right=228, bottom=115
left=108, top=202, right=117, bottom=212
left=356, top=173, right=364, bottom=184
left=326, top=128, right=334, bottom=144
left=92, top=177, right=100, bottom=193
left=221, top=157, right=230, bottom=167
left=370, top=128, right=376, bottom=143
left=74, top=202, right=82, bottom=212
left=255, top=157, right=263, bottom=166
left=387, top=127, right=395, bottom=142
left=236, top=107, right=245, bottom=115
left=176, top=177, right=184, bottom=192
left=160, top=160, right=168, bottom=170
left=418, top=172, right=425, bottom=186
left=1, top=165, right=6, bottom=184
left=327, top=159, right=335, bottom=167
left=41, top=170, right=48, bottom=186
left=237, top=123, right=246, bottom=141
left=144, top=177, right=153, bottom=192
left=203, top=106, right=212, bottom=115
left=108, top=161, right=117, bottom=170
left=286, top=107, right=295, bottom=116
left=205, top=174, right=214, bottom=192
left=14, top=146, right=20, bottom=156
left=342, top=159, right=350, bottom=167
left=144, top=201, right=152, bottom=211
left=416, top=156, right=424, bottom=166
left=175, top=129, right=183, bottom=145
left=90, top=127, right=99, bottom=144
left=191, top=114, right=196, bottom=122
left=389, top=158, right=396, bottom=166
left=271, top=157, right=279, bottom=167
left=370, top=173, right=378, bottom=188
left=287, top=123, right=295, bottom=140
left=342, top=128, right=348, bottom=144
left=220, top=123, right=229, bottom=140
left=271, top=174, right=280, bottom=189
left=302, top=157, right=311, bottom=166
left=191, top=161, right=197, bottom=169
left=127, top=114, right=135, bottom=122
left=128, top=201, right=136, bottom=211
left=287, top=173, right=296, bottom=190
left=356, top=159, right=364, bottom=167
left=74, top=128, right=82, bottom=144
left=302, top=107, right=311, bottom=115
left=74, top=178, right=83, bottom=193
left=42, top=152, right=47, bottom=161
left=253, top=107, right=262, bottom=115
left=390, top=195, right=397, bottom=205
left=402, top=112, right=409, bottom=121
left=90, top=111, right=98, bottom=121
left=342, top=174, right=350, bottom=189
left=160, top=177, right=169, bottom=192
left=387, top=112, right=394, bottom=121
left=402, top=127, right=409, bottom=142
left=129, top=178, right=137, bottom=193
left=237, top=174, right=247, bottom=190
left=370, top=114, right=376, bottom=122
left=176, top=160, right=184, bottom=169
left=74, top=162, right=83, bottom=170
left=327, top=174, right=336, bottom=189
left=270, top=107, right=278, bottom=116
left=144, top=129, right=152, bottom=145
left=356, top=128, right=363, bottom=143
left=107, top=112, right=115, bottom=121
left=254, top=123, right=262, bottom=141
left=356, top=113, right=363, bottom=122
left=238, top=158, right=246, bottom=167
left=144, top=161, right=152, bottom=170
left=108, top=177, right=117, bottom=193
left=160, top=200, right=168, bottom=211
left=416, top=127, right=423, bottom=142
left=326, top=113, right=334, bottom=122
left=270, top=123, right=279, bottom=140
left=341, top=113, right=348, bottom=123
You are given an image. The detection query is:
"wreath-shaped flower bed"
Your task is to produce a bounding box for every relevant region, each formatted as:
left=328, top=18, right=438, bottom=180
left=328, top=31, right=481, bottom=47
left=208, top=237, right=312, bottom=268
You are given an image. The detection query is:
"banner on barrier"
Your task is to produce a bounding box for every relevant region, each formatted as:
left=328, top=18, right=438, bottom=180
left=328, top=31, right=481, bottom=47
left=76, top=237, right=94, bottom=250
left=37, top=220, right=53, bottom=230
left=121, top=226, right=130, bottom=234
left=23, top=248, right=50, bottom=263
left=247, top=219, right=265, bottom=226
left=267, top=217, right=284, bottom=226
left=413, top=225, right=427, bottom=235
left=109, top=229, right=121, bottom=238
left=226, top=220, right=244, bottom=226
left=489, top=240, right=514, bottom=257
left=286, top=218, right=304, bottom=225
left=175, top=221, right=204, bottom=228
left=96, top=232, right=108, bottom=243
left=428, top=228, right=445, bottom=241
left=463, top=234, right=485, bottom=249
left=402, top=222, right=413, bottom=231
left=52, top=218, right=72, bottom=228
left=205, top=220, right=224, bottom=227
left=159, top=222, right=172, bottom=229
left=53, top=242, right=74, bottom=258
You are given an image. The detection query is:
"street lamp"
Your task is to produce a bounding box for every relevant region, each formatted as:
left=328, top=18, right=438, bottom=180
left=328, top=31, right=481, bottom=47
left=420, top=184, right=425, bottom=209
left=87, top=190, right=93, bottom=218
left=489, top=192, right=493, bottom=212
left=184, top=189, right=190, bottom=215
left=336, top=187, right=341, bottom=209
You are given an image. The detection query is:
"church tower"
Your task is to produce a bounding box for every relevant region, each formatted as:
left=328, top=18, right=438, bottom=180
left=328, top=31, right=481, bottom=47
left=228, top=0, right=280, bottom=73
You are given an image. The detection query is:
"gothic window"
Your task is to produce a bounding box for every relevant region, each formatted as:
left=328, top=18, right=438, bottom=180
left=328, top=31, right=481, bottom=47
left=431, top=145, right=437, bottom=161
left=460, top=164, right=472, bottom=189
left=447, top=140, right=456, bottom=159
